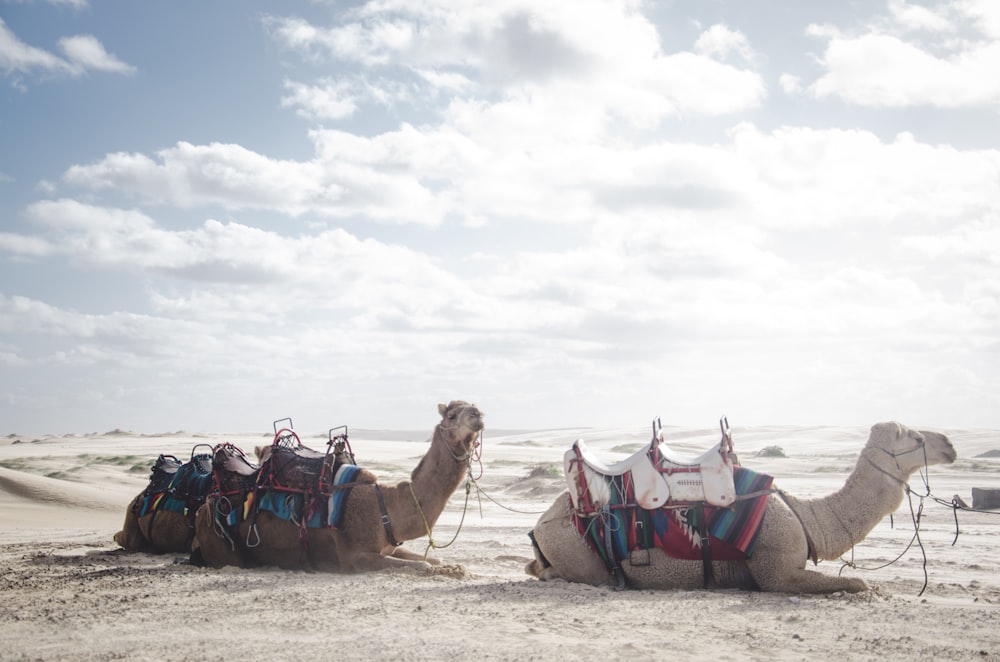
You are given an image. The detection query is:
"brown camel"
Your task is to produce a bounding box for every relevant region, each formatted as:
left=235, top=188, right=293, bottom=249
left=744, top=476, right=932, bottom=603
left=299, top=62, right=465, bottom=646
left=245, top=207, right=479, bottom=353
left=114, top=449, right=215, bottom=554
left=526, top=421, right=955, bottom=593
left=193, top=400, right=485, bottom=572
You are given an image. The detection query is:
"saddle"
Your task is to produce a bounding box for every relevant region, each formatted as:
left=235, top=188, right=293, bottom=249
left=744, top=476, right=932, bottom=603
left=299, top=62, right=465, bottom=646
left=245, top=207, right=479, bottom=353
left=566, top=417, right=738, bottom=512
left=211, top=442, right=259, bottom=498
left=137, top=446, right=214, bottom=519
left=142, top=454, right=183, bottom=497
left=243, top=423, right=368, bottom=536
left=257, top=426, right=355, bottom=496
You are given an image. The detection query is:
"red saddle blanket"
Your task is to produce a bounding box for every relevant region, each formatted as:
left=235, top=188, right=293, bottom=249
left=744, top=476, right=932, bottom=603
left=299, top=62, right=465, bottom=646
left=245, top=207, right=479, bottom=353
left=574, top=466, right=773, bottom=564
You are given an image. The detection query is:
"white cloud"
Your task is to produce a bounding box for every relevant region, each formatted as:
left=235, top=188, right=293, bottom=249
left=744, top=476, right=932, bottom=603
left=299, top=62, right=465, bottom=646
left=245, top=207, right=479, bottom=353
left=779, top=73, right=802, bottom=94
left=281, top=78, right=358, bottom=121
left=960, top=0, right=1000, bottom=39
left=694, top=24, right=756, bottom=62
left=265, top=2, right=765, bottom=122
left=805, top=1, right=1000, bottom=107
left=726, top=124, right=1000, bottom=228
left=0, top=18, right=134, bottom=80
left=58, top=34, right=135, bottom=75
left=888, top=0, right=954, bottom=32
left=62, top=140, right=448, bottom=225
left=902, top=215, right=1000, bottom=266
left=0, top=18, right=67, bottom=74
left=14, top=199, right=480, bottom=323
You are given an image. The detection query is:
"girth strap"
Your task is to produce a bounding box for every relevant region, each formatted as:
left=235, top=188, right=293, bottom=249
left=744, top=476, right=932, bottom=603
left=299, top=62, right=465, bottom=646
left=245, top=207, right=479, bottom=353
left=600, top=505, right=627, bottom=590
left=697, top=507, right=714, bottom=588
left=374, top=484, right=402, bottom=547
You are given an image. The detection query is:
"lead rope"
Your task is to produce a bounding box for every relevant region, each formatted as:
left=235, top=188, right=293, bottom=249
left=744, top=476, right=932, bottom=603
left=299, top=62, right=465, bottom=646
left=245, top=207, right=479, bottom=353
left=839, top=446, right=933, bottom=595
left=410, top=430, right=483, bottom=560
left=411, top=475, right=473, bottom=560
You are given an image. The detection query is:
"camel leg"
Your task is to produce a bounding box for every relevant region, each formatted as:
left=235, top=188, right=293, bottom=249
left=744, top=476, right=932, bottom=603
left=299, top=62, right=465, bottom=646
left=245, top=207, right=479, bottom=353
left=525, top=493, right=612, bottom=586
left=389, top=546, right=442, bottom=565
left=191, top=500, right=248, bottom=568
left=342, top=550, right=433, bottom=572
left=748, top=497, right=867, bottom=594
left=751, top=564, right=868, bottom=594
left=114, top=495, right=154, bottom=552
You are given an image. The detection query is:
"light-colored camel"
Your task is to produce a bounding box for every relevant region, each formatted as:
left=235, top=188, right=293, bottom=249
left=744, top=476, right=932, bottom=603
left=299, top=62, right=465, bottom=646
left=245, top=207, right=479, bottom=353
left=526, top=421, right=955, bottom=593
left=193, top=400, right=485, bottom=572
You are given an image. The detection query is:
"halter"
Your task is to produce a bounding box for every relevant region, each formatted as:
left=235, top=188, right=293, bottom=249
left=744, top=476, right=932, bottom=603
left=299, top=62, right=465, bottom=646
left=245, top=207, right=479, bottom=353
left=843, top=436, right=935, bottom=594
left=864, top=436, right=929, bottom=489
left=438, top=424, right=484, bottom=464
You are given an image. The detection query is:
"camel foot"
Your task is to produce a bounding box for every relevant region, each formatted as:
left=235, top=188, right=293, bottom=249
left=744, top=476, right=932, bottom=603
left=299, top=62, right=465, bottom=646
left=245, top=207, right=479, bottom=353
left=187, top=548, right=206, bottom=567
left=840, top=577, right=869, bottom=593
left=525, top=558, right=560, bottom=581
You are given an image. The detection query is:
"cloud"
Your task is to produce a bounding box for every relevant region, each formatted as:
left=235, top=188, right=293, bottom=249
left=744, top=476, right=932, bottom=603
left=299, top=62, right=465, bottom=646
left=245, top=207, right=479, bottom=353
left=694, top=24, right=756, bottom=63
left=0, top=18, right=134, bottom=80
left=58, top=34, right=136, bottom=75
left=0, top=18, right=67, bottom=74
left=264, top=3, right=765, bottom=122
left=10, top=199, right=479, bottom=322
left=805, top=1, right=1000, bottom=107
left=281, top=78, right=358, bottom=121
left=62, top=140, right=448, bottom=225
left=888, top=0, right=954, bottom=32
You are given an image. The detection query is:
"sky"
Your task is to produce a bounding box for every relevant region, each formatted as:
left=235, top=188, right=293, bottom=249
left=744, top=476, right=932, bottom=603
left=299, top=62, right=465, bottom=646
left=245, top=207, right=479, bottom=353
left=1, top=0, right=998, bottom=435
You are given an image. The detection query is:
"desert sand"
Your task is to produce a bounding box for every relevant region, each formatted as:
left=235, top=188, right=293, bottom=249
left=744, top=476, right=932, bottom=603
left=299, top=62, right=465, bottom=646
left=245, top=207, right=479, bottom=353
left=1, top=422, right=998, bottom=661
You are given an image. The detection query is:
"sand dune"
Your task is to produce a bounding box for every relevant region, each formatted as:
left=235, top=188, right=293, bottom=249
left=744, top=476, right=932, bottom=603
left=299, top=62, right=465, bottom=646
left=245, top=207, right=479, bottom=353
left=1, top=423, right=998, bottom=660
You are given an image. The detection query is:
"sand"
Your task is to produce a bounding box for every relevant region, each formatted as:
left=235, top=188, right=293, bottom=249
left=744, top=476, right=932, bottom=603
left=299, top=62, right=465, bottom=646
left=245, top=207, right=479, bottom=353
left=1, top=423, right=998, bottom=661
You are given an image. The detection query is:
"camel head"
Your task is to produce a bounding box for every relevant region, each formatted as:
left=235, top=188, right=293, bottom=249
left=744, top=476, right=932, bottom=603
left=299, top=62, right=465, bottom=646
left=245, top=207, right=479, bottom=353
left=865, top=421, right=956, bottom=479
left=436, top=400, right=485, bottom=458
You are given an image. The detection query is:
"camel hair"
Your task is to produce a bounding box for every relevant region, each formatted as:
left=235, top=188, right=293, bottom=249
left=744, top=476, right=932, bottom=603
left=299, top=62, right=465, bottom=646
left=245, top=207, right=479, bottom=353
left=114, top=493, right=195, bottom=554
left=525, top=421, right=955, bottom=594
left=114, top=443, right=260, bottom=554
left=114, top=452, right=214, bottom=554
left=193, top=400, right=485, bottom=572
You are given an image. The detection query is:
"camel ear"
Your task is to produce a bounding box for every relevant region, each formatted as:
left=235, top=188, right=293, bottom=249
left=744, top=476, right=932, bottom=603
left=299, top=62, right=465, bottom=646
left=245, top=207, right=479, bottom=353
left=438, top=403, right=448, bottom=417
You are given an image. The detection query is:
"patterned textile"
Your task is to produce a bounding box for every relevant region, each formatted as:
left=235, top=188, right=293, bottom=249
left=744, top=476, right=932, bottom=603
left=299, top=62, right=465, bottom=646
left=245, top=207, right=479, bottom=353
left=138, top=454, right=213, bottom=518
left=575, top=467, right=773, bottom=569
left=251, top=464, right=364, bottom=529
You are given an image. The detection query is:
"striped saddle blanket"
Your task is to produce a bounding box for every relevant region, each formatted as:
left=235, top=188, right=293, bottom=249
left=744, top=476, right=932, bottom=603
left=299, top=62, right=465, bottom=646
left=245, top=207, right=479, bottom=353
left=574, top=466, right=774, bottom=565
left=234, top=464, right=366, bottom=529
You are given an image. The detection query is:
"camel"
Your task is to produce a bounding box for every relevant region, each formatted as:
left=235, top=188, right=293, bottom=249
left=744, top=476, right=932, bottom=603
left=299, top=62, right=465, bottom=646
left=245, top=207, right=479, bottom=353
left=526, top=421, right=955, bottom=593
left=193, top=400, right=485, bottom=572
left=114, top=448, right=216, bottom=554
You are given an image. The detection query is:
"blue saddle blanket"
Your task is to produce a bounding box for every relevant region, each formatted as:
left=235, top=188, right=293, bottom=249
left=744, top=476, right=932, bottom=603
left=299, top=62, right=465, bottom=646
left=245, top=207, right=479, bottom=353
left=255, top=464, right=363, bottom=529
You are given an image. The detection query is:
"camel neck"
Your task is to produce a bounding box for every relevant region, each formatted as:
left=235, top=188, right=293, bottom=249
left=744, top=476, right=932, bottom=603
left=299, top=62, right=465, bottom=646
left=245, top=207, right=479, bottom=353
left=381, top=426, right=470, bottom=542
left=794, top=448, right=905, bottom=560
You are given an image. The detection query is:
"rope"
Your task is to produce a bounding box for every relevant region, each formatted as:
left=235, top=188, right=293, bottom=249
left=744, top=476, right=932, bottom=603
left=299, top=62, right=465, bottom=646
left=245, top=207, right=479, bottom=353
left=468, top=482, right=547, bottom=515
left=410, top=479, right=473, bottom=560
left=833, top=445, right=989, bottom=597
